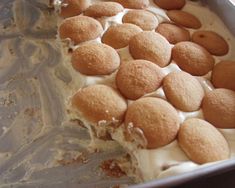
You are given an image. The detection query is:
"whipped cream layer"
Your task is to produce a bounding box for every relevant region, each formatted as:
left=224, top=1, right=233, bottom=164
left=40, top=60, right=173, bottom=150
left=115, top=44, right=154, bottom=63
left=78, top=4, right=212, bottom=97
left=54, top=0, right=235, bottom=182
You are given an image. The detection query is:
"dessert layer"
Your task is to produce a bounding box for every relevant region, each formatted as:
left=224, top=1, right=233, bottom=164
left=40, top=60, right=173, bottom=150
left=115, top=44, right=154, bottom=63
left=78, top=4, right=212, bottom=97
left=53, top=0, right=235, bottom=182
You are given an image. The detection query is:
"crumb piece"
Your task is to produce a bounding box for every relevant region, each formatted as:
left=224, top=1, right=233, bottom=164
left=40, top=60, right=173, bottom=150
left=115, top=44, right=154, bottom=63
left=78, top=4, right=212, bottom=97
left=100, top=159, right=126, bottom=178
left=24, top=108, right=36, bottom=116
left=57, top=152, right=88, bottom=166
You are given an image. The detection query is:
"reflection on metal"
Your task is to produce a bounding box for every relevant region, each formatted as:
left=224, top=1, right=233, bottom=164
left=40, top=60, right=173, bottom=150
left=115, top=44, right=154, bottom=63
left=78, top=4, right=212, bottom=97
left=0, top=1, right=132, bottom=187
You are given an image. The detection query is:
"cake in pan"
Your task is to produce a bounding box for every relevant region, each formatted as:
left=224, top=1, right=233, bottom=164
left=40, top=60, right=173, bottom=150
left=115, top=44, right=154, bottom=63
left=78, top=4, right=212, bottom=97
left=52, top=0, right=235, bottom=182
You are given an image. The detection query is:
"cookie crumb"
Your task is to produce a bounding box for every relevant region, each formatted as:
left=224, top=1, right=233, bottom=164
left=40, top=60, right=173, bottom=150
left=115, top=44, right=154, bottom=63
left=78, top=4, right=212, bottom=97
left=100, top=159, right=126, bottom=178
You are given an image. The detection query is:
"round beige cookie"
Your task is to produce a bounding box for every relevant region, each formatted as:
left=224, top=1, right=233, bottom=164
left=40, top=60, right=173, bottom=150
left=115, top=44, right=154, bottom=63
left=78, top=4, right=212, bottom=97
left=101, top=23, right=142, bottom=49
left=172, top=41, right=215, bottom=76
left=154, top=0, right=185, bottom=10
left=211, top=61, right=235, bottom=91
left=192, top=30, right=229, bottom=56
left=178, top=118, right=230, bottom=164
left=116, top=60, right=164, bottom=100
left=84, top=2, right=124, bottom=18
left=71, top=84, right=127, bottom=125
left=167, top=10, right=201, bottom=29
left=59, top=15, right=103, bottom=45
left=125, top=97, right=180, bottom=149
left=122, top=10, right=158, bottom=31
left=156, top=23, right=190, bottom=44
left=71, top=43, right=120, bottom=75
left=202, top=88, right=235, bottom=128
left=60, top=0, right=90, bottom=18
left=129, top=31, right=172, bottom=67
left=163, top=71, right=204, bottom=112
left=113, top=0, right=149, bottom=9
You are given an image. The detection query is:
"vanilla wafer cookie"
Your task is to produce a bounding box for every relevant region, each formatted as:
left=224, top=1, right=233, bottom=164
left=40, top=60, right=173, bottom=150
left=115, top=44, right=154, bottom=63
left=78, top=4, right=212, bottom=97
left=154, top=0, right=185, bottom=10
left=156, top=23, right=190, bottom=44
left=122, top=10, right=158, bottom=31
left=60, top=0, right=90, bottom=18
left=172, top=41, right=215, bottom=76
left=102, top=23, right=142, bottom=49
left=129, top=31, right=172, bottom=67
left=167, top=10, right=201, bottom=29
left=163, top=71, right=204, bottom=111
left=125, top=97, right=180, bottom=149
left=211, top=61, right=235, bottom=91
left=113, top=0, right=149, bottom=9
left=71, top=43, right=120, bottom=75
left=178, top=118, right=230, bottom=164
left=84, top=2, right=124, bottom=18
left=202, top=88, right=235, bottom=128
left=116, top=60, right=164, bottom=100
left=71, top=84, right=127, bottom=125
left=59, top=15, right=103, bottom=45
left=192, top=30, right=229, bottom=56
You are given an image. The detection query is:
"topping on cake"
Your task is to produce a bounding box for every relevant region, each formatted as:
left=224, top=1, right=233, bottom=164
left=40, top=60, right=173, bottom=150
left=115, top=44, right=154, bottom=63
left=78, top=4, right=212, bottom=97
left=167, top=10, right=202, bottom=29
left=192, top=30, right=229, bottom=56
left=59, top=15, right=103, bottom=45
left=125, top=97, right=180, bottom=149
left=154, top=0, right=186, bottom=10
left=60, top=0, right=90, bottom=18
left=113, top=0, right=149, bottom=9
left=122, top=10, right=158, bottom=31
left=84, top=2, right=124, bottom=18
left=116, top=60, right=164, bottom=100
left=156, top=23, right=190, bottom=44
left=172, top=41, right=215, bottom=76
left=163, top=71, right=204, bottom=112
left=202, top=88, right=235, bottom=128
left=178, top=118, right=230, bottom=164
left=129, top=31, right=172, bottom=67
left=101, top=23, right=142, bottom=49
left=71, top=43, right=120, bottom=75
left=71, top=84, right=127, bottom=125
left=211, top=61, right=235, bottom=91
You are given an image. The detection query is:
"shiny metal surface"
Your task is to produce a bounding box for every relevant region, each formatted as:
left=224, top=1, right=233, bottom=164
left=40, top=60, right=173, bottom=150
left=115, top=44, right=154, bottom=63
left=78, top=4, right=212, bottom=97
left=0, top=1, right=131, bottom=187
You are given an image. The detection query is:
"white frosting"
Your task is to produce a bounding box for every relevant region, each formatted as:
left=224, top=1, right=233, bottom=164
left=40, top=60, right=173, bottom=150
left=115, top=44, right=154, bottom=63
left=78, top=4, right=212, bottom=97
left=53, top=0, right=63, bottom=13
left=55, top=0, right=235, bottom=182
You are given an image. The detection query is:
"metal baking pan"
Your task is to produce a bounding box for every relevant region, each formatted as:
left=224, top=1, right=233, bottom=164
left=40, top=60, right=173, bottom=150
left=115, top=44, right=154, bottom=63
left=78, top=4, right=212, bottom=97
left=0, top=0, right=234, bottom=188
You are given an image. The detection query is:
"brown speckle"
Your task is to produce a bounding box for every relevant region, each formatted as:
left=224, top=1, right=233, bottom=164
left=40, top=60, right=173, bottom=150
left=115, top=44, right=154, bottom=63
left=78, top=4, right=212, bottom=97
left=100, top=159, right=126, bottom=178
left=57, top=152, right=89, bottom=166
left=70, top=119, right=86, bottom=128
left=68, top=48, right=73, bottom=54
left=199, top=34, right=205, bottom=38
left=8, top=48, right=14, bottom=55
left=24, top=108, right=36, bottom=116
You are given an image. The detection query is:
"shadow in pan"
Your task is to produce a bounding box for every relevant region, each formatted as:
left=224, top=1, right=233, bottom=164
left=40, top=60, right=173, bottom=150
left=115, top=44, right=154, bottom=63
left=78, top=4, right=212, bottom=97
left=174, top=169, right=235, bottom=188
